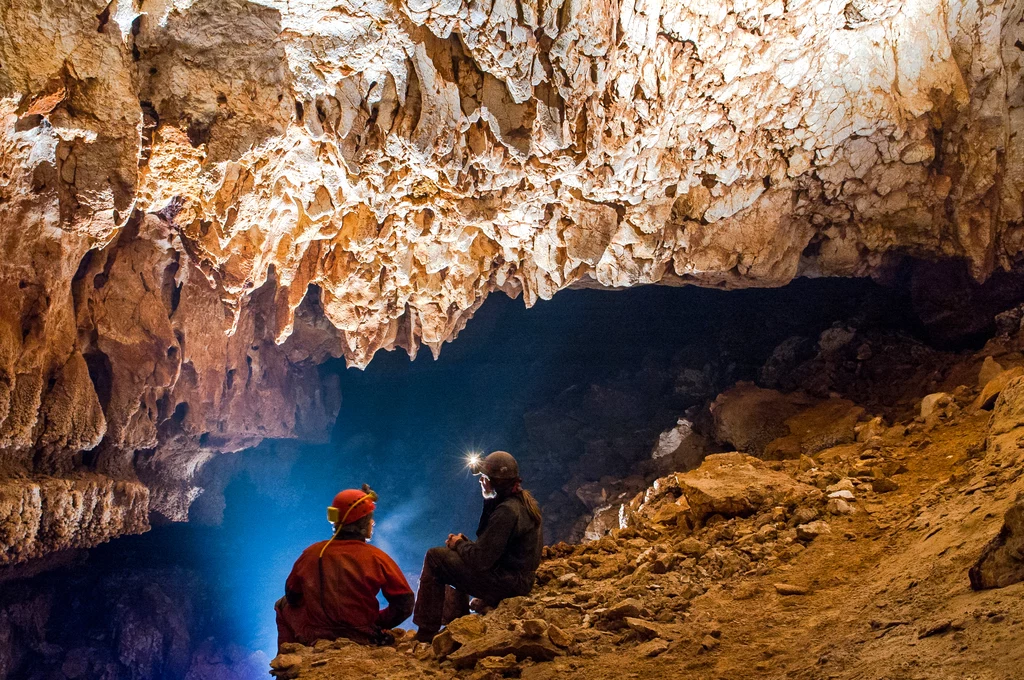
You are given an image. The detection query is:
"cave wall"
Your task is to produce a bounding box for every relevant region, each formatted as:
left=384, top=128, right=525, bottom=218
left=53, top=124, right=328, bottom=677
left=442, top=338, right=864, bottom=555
left=0, top=0, right=1022, bottom=562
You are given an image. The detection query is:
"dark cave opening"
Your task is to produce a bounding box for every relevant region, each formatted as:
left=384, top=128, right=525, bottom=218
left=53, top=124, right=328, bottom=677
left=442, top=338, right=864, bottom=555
left=2, top=271, right=1007, bottom=680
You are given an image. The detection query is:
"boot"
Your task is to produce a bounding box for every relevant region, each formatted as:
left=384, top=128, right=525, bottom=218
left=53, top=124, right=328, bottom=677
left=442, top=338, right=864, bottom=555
left=415, top=627, right=440, bottom=643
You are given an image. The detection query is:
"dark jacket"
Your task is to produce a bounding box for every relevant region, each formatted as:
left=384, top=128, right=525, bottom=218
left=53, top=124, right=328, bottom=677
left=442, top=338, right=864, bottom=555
left=455, top=493, right=543, bottom=590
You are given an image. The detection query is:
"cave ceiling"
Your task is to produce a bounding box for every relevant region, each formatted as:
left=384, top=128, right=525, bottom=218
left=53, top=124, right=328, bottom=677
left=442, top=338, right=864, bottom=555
left=0, top=0, right=1021, bottom=563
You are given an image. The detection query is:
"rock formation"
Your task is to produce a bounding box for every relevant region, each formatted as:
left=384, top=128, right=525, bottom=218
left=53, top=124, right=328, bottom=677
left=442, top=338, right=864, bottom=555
left=260, top=301, right=1024, bottom=680
left=1, top=0, right=1022, bottom=561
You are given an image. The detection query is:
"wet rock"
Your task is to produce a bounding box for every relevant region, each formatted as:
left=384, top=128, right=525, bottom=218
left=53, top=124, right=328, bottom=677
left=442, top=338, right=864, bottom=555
left=970, top=496, right=1024, bottom=590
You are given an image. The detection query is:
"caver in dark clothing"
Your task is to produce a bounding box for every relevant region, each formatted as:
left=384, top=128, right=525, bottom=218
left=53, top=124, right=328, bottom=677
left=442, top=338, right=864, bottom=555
left=414, top=493, right=543, bottom=631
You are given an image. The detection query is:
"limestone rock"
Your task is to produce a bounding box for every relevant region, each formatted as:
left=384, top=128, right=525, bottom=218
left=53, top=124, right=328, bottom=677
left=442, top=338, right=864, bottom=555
left=779, top=399, right=865, bottom=456
left=447, top=631, right=562, bottom=669
left=547, top=625, right=572, bottom=649
left=675, top=453, right=816, bottom=522
left=921, top=393, right=953, bottom=419
left=796, top=520, right=831, bottom=542
left=1, top=0, right=1021, bottom=563
left=970, top=496, right=1024, bottom=590
left=0, top=475, right=149, bottom=566
left=604, top=599, right=644, bottom=621
left=710, top=384, right=813, bottom=456
left=973, top=368, right=1024, bottom=412
left=649, top=418, right=710, bottom=474
left=636, top=638, right=669, bottom=657
left=979, top=357, right=1006, bottom=388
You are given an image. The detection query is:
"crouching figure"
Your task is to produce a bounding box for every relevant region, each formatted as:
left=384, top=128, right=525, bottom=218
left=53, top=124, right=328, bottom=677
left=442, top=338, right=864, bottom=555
left=413, top=451, right=543, bottom=642
left=275, top=485, right=414, bottom=649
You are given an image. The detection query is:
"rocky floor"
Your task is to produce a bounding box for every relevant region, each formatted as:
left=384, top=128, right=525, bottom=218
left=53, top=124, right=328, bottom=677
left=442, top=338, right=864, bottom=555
left=270, top=323, right=1024, bottom=680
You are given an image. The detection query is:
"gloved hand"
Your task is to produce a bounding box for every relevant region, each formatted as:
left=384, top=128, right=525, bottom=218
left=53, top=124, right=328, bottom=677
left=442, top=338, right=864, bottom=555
left=374, top=629, right=396, bottom=646
left=445, top=533, right=467, bottom=549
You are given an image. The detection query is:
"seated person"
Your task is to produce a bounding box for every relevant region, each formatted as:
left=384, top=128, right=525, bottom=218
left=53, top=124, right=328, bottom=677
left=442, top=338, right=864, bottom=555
left=275, top=485, right=413, bottom=648
left=413, top=451, right=543, bottom=641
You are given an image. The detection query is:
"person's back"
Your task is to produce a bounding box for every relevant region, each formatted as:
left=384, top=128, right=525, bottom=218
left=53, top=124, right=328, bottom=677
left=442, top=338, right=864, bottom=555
left=474, top=493, right=543, bottom=586
left=276, top=486, right=413, bottom=649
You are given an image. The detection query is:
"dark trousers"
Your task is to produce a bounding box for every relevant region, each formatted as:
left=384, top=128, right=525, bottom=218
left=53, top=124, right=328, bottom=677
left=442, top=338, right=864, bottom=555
left=412, top=547, right=528, bottom=630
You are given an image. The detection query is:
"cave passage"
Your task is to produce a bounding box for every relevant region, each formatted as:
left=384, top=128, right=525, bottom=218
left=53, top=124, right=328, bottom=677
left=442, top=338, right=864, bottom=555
left=2, top=276, right=927, bottom=675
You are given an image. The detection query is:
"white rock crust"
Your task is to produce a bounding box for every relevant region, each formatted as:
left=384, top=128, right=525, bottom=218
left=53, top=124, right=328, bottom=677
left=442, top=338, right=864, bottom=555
left=3, top=0, right=1022, bottom=366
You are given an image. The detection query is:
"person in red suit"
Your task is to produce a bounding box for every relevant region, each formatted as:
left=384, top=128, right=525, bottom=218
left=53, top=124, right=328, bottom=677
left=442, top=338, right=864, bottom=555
left=275, top=485, right=413, bottom=648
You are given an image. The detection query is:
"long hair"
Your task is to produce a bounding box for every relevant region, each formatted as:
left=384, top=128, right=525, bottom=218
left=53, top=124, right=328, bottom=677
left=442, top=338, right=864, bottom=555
left=494, top=478, right=543, bottom=527
left=518, top=488, right=543, bottom=527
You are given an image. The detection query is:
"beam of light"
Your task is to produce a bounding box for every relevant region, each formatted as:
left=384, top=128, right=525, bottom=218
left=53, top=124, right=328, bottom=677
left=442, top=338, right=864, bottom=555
left=465, top=452, right=481, bottom=472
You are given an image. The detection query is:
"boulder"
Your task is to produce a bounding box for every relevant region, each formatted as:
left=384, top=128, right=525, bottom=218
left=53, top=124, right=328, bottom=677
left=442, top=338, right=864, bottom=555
left=778, top=398, right=865, bottom=455
left=978, top=356, right=1005, bottom=388
left=521, top=620, right=548, bottom=638
left=636, top=638, right=670, bottom=657
left=446, top=631, right=562, bottom=669
left=827, top=498, right=855, bottom=514
left=989, top=376, right=1024, bottom=436
left=648, top=418, right=710, bottom=474
left=871, top=478, right=899, bottom=493
left=795, top=520, right=831, bottom=541
left=547, top=625, right=572, bottom=648
left=676, top=537, right=709, bottom=557
left=710, top=383, right=813, bottom=456
left=448, top=615, right=488, bottom=643
left=432, top=630, right=458, bottom=658
left=972, top=367, right=1024, bottom=412
left=855, top=416, right=887, bottom=443
left=969, top=496, right=1024, bottom=590
left=584, top=504, right=623, bottom=541
left=675, top=453, right=816, bottom=522
left=920, top=392, right=952, bottom=419
left=604, top=599, right=643, bottom=621
left=477, top=654, right=518, bottom=673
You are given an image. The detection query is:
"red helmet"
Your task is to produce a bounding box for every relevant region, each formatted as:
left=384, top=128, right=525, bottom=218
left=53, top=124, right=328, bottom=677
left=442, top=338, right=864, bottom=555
left=327, top=487, right=377, bottom=525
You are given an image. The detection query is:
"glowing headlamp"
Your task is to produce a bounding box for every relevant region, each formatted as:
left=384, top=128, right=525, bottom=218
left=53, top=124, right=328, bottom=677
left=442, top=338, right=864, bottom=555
left=466, top=452, right=482, bottom=473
